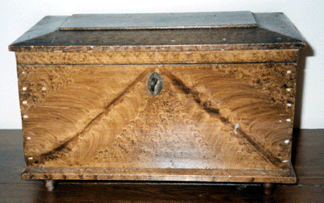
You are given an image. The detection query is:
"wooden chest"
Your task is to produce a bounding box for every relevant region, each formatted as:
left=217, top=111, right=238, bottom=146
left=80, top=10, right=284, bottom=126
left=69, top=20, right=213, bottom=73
left=9, top=12, right=306, bottom=193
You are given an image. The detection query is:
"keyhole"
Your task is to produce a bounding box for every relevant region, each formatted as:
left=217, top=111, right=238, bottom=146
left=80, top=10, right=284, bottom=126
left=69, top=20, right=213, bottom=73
left=147, top=72, right=163, bottom=95
left=151, top=78, right=158, bottom=92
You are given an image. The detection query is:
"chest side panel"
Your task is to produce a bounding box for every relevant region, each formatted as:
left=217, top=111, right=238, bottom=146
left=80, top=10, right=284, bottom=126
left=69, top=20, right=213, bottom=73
left=18, top=63, right=296, bottom=172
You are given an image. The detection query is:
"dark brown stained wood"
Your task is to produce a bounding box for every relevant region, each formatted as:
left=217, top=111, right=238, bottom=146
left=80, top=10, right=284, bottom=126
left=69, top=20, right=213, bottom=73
left=1, top=183, right=324, bottom=203
left=263, top=183, right=274, bottom=195
left=292, top=129, right=324, bottom=185
left=59, top=12, right=257, bottom=30
left=8, top=13, right=306, bottom=53
left=0, top=130, right=26, bottom=185
left=15, top=50, right=299, bottom=65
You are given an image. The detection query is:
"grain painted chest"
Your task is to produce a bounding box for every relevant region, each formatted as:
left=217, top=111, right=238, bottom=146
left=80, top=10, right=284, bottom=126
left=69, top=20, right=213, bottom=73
left=9, top=11, right=306, bottom=193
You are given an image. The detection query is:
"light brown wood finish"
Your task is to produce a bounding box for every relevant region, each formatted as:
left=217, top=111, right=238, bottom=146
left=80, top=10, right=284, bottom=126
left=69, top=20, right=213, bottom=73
left=21, top=167, right=296, bottom=183
left=16, top=50, right=298, bottom=65
left=10, top=12, right=308, bottom=191
left=19, top=62, right=296, bottom=182
left=2, top=129, right=323, bottom=203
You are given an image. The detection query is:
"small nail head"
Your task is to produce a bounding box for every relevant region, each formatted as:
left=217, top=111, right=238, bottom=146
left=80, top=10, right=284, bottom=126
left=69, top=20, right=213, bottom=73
left=22, top=87, right=27, bottom=91
left=285, top=140, right=290, bottom=144
left=287, top=70, right=292, bottom=74
left=287, top=103, right=292, bottom=107
left=27, top=137, right=31, bottom=140
left=234, top=123, right=239, bottom=134
left=286, top=88, right=291, bottom=92
left=286, top=119, right=291, bottom=122
left=23, top=115, right=29, bottom=119
left=28, top=157, right=33, bottom=160
left=22, top=101, right=27, bottom=104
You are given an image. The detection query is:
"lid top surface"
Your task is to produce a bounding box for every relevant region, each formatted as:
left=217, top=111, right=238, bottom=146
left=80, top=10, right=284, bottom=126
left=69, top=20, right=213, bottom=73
left=59, top=11, right=257, bottom=30
left=9, top=12, right=306, bottom=52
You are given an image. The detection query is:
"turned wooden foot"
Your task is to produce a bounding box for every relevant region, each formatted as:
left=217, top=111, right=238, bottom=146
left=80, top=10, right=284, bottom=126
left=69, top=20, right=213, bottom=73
left=44, top=180, right=56, bottom=191
left=263, top=183, right=274, bottom=195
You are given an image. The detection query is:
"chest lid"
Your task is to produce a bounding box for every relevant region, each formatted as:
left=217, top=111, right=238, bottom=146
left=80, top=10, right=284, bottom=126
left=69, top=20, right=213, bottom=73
left=9, top=11, right=306, bottom=52
left=59, top=11, right=257, bottom=30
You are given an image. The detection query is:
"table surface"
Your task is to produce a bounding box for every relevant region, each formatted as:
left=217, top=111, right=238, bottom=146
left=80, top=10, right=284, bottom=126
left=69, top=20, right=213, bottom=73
left=0, top=129, right=323, bottom=202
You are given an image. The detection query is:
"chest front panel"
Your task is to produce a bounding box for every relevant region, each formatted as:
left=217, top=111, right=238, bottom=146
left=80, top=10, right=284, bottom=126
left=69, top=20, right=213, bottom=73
left=18, top=60, right=296, bottom=172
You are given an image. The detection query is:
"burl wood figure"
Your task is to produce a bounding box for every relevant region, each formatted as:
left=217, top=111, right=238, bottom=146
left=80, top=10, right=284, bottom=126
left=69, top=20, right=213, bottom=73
left=9, top=12, right=306, bottom=194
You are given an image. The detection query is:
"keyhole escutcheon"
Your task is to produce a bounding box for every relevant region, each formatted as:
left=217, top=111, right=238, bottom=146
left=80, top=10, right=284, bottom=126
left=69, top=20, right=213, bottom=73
left=148, top=72, right=163, bottom=95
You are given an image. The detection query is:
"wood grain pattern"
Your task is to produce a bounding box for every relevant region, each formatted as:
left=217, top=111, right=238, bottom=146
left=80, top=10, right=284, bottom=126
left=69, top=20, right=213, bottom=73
left=8, top=12, right=308, bottom=189
left=19, top=64, right=295, bottom=180
left=3, top=129, right=324, bottom=202
left=18, top=65, right=149, bottom=165
left=163, top=64, right=296, bottom=168
left=15, top=50, right=298, bottom=65
left=21, top=167, right=296, bottom=183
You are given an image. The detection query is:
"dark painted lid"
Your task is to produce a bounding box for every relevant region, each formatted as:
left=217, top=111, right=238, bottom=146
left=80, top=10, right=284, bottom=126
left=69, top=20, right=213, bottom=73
left=9, top=12, right=306, bottom=52
left=59, top=12, right=257, bottom=30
